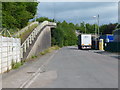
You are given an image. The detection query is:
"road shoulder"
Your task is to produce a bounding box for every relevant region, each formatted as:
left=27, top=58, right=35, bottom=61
left=2, top=49, right=58, bottom=88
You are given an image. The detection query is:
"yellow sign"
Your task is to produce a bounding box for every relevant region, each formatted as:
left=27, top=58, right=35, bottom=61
left=99, top=39, right=104, bottom=50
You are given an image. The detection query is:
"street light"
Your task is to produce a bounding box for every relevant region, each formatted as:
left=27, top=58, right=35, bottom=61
left=93, top=16, right=96, bottom=18
left=84, top=22, right=87, bottom=34
left=93, top=15, right=100, bottom=36
left=93, top=15, right=99, bottom=50
left=93, top=16, right=97, bottom=36
left=97, top=15, right=100, bottom=36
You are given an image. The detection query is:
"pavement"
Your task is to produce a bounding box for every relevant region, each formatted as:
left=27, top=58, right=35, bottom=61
left=2, top=46, right=118, bottom=88
left=2, top=50, right=58, bottom=88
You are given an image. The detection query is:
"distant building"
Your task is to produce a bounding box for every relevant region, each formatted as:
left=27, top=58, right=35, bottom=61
left=113, top=29, right=120, bottom=42
left=99, top=34, right=114, bottom=43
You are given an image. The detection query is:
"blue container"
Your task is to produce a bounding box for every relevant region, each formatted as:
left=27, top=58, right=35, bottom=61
left=99, top=34, right=114, bottom=43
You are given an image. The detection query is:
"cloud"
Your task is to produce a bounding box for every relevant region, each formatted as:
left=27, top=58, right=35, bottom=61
left=37, top=2, right=118, bottom=25
left=37, top=0, right=119, bottom=2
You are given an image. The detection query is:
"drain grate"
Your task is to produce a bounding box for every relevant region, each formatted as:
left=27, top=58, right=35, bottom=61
left=27, top=71, right=35, bottom=74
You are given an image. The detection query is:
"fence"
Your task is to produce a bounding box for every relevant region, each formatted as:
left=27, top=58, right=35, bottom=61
left=0, top=36, right=21, bottom=73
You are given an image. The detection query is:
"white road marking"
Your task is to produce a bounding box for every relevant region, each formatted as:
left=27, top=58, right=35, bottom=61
left=19, top=50, right=58, bottom=88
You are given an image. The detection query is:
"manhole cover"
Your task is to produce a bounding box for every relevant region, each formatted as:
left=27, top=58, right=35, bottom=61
left=27, top=71, right=35, bottom=74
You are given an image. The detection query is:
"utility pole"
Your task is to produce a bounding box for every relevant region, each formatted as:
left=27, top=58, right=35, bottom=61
left=95, top=22, right=97, bottom=50
left=97, top=14, right=100, bottom=37
left=93, top=16, right=97, bottom=50
left=84, top=22, right=87, bottom=34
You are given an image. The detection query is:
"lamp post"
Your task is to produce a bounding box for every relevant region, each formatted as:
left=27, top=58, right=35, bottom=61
left=93, top=15, right=98, bottom=50
left=84, top=22, right=87, bottom=34
left=93, top=15, right=100, bottom=36
left=97, top=14, right=100, bottom=36
left=93, top=16, right=97, bottom=35
left=93, top=14, right=100, bottom=49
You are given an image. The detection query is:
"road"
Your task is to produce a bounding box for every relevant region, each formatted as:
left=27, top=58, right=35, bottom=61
left=2, top=46, right=118, bottom=88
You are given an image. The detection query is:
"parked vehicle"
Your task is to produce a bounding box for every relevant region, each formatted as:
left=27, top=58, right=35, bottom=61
left=78, top=34, right=92, bottom=49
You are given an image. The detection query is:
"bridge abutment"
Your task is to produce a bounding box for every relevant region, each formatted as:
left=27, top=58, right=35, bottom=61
left=27, top=26, right=51, bottom=59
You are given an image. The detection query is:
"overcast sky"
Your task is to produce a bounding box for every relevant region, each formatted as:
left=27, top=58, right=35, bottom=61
left=37, top=2, right=118, bottom=25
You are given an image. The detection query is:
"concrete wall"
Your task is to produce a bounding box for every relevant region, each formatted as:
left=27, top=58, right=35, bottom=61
left=27, top=26, right=51, bottom=59
left=0, top=36, right=21, bottom=73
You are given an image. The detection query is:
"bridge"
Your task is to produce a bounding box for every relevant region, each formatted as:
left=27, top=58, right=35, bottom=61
left=0, top=21, right=56, bottom=73
left=21, top=21, right=56, bottom=60
left=1, top=21, right=118, bottom=88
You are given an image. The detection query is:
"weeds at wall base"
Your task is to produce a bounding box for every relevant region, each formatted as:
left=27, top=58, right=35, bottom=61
left=9, top=46, right=60, bottom=71
left=11, top=61, right=23, bottom=69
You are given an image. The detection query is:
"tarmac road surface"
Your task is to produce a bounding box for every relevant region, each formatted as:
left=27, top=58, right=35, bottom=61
left=2, top=46, right=118, bottom=88
left=27, top=46, right=118, bottom=88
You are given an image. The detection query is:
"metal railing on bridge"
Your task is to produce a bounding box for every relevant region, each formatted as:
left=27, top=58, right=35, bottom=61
left=21, top=21, right=56, bottom=59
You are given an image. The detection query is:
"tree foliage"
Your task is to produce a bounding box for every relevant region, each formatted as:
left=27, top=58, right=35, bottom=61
left=36, top=17, right=54, bottom=23
left=51, top=19, right=118, bottom=47
left=52, top=21, right=77, bottom=47
left=2, top=2, right=38, bottom=29
left=75, top=22, right=97, bottom=34
left=100, top=23, right=118, bottom=34
left=75, top=22, right=118, bottom=35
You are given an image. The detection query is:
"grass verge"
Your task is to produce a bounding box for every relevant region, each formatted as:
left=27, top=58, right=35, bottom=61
left=11, top=46, right=60, bottom=70
left=40, top=46, right=60, bottom=55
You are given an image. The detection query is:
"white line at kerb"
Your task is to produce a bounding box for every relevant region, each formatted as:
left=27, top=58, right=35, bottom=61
left=19, top=50, right=58, bottom=88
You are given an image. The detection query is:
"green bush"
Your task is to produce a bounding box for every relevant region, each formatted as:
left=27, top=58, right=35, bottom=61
left=40, top=46, right=60, bottom=55
left=31, top=55, right=37, bottom=59
left=36, top=17, right=54, bottom=23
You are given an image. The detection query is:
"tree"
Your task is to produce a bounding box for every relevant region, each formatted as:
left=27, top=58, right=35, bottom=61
left=2, top=2, right=38, bottom=29
left=52, top=21, right=77, bottom=47
left=100, top=23, right=117, bottom=34
left=36, top=17, right=54, bottom=23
